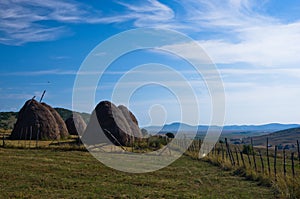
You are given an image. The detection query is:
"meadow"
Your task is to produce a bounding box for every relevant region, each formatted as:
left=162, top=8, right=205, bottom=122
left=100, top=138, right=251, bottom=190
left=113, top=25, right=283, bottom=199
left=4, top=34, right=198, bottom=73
left=0, top=147, right=275, bottom=198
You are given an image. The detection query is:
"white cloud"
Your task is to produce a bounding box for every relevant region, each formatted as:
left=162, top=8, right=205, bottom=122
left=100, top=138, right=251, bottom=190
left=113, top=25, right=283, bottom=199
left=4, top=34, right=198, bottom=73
left=198, top=22, right=300, bottom=67
left=0, top=0, right=102, bottom=45
left=0, top=69, right=77, bottom=76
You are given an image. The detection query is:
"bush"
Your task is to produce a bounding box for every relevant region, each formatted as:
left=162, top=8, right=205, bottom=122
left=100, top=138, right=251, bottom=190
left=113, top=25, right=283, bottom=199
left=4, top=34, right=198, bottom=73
left=242, top=144, right=253, bottom=155
left=166, top=132, right=175, bottom=138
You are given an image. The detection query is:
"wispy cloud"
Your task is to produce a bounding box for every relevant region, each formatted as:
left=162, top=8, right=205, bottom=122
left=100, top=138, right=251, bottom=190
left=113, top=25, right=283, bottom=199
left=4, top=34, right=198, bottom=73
left=0, top=0, right=102, bottom=45
left=0, top=69, right=77, bottom=76
left=2, top=0, right=300, bottom=67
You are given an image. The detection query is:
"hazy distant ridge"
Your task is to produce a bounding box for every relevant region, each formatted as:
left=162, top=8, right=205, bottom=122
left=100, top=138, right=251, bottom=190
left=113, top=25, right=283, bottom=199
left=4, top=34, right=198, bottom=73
left=145, top=122, right=300, bottom=133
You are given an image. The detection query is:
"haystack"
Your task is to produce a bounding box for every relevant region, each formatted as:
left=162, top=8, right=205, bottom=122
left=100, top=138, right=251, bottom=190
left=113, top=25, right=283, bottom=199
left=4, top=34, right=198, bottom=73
left=82, top=101, right=142, bottom=146
left=65, top=112, right=87, bottom=136
left=10, top=99, right=69, bottom=140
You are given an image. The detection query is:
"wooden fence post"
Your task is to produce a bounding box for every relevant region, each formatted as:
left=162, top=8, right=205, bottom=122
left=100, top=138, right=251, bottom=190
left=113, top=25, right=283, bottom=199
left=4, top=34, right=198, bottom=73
left=266, top=138, right=271, bottom=175
left=251, top=138, right=257, bottom=172
left=2, top=133, right=5, bottom=148
left=297, top=140, right=300, bottom=165
left=283, top=148, right=287, bottom=178
left=199, top=139, right=201, bottom=152
left=225, top=138, right=234, bottom=166
left=240, top=151, right=245, bottom=168
left=291, top=152, right=295, bottom=178
left=247, top=151, right=252, bottom=167
left=274, top=145, right=277, bottom=181
left=230, top=147, right=235, bottom=166
left=258, top=150, right=264, bottom=174
left=221, top=142, right=224, bottom=160
left=235, top=147, right=240, bottom=166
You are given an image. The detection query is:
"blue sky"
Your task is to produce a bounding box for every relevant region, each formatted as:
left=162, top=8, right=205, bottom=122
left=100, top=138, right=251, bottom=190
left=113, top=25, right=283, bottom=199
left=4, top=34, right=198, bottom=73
left=1, top=0, right=300, bottom=126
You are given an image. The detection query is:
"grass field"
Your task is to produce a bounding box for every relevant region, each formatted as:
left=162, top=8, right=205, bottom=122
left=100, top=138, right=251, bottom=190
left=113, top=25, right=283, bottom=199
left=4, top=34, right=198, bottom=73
left=186, top=142, right=300, bottom=198
left=0, top=147, right=276, bottom=198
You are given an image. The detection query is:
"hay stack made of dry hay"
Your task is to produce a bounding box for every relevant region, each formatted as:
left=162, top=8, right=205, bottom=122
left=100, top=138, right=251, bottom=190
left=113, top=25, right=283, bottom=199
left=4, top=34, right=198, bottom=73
left=82, top=101, right=143, bottom=146
left=10, top=99, right=69, bottom=140
left=65, top=112, right=87, bottom=136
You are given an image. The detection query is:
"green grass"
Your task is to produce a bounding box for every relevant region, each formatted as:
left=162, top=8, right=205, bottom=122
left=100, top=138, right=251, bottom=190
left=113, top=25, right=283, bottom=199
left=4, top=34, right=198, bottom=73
left=0, top=147, right=275, bottom=198
left=191, top=144, right=300, bottom=198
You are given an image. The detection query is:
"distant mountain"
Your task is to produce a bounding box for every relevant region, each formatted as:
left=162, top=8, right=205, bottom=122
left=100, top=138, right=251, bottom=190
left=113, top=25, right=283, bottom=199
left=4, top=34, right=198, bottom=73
left=145, top=122, right=197, bottom=132
left=222, top=123, right=300, bottom=132
left=144, top=122, right=300, bottom=136
left=0, top=108, right=90, bottom=130
left=243, top=127, right=300, bottom=146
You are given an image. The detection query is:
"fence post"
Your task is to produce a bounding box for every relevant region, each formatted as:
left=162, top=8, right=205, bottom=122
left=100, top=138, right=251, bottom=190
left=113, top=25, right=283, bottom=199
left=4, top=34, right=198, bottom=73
left=2, top=133, right=5, bottom=148
left=251, top=138, right=257, bottom=172
left=240, top=151, right=245, bottom=168
left=291, top=152, right=295, bottom=178
left=225, top=138, right=234, bottom=166
left=235, top=147, right=240, bottom=166
left=274, top=145, right=277, bottom=181
left=297, top=140, right=300, bottom=165
left=258, top=150, right=264, bottom=174
left=199, top=139, right=201, bottom=152
left=266, top=138, right=271, bottom=175
left=247, top=151, right=252, bottom=167
left=283, top=148, right=286, bottom=178
left=221, top=142, right=224, bottom=160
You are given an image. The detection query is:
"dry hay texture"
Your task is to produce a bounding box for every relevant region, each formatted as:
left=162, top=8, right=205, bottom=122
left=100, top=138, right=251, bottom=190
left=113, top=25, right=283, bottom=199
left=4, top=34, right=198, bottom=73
left=10, top=99, right=69, bottom=140
left=82, top=101, right=142, bottom=146
left=65, top=112, right=87, bottom=136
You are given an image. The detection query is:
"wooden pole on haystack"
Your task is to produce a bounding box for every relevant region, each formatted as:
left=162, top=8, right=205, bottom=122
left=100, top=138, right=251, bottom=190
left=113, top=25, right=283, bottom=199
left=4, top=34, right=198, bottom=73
left=39, top=90, right=46, bottom=103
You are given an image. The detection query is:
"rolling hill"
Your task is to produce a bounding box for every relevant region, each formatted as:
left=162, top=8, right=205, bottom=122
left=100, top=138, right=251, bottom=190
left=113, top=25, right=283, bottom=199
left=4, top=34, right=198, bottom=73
left=145, top=122, right=300, bottom=137
left=243, top=127, right=300, bottom=146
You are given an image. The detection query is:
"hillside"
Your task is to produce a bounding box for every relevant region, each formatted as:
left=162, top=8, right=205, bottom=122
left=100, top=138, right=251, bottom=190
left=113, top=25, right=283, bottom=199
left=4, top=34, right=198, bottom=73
left=243, top=127, right=300, bottom=146
left=54, top=108, right=90, bottom=124
left=145, top=122, right=300, bottom=138
left=0, top=112, right=17, bottom=130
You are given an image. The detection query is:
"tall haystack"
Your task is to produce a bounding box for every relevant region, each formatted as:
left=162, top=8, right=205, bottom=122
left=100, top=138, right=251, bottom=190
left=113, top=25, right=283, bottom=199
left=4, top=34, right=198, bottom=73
left=82, top=101, right=142, bottom=146
left=41, top=102, right=68, bottom=138
left=10, top=99, right=69, bottom=140
left=65, top=113, right=87, bottom=136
